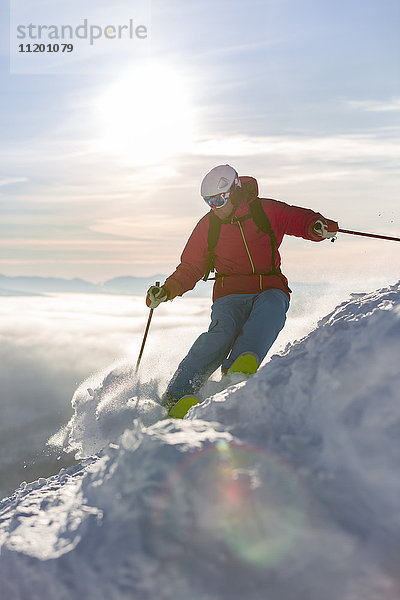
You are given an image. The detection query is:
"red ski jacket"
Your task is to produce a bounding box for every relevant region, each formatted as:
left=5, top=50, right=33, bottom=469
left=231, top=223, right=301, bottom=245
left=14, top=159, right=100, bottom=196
left=164, top=177, right=330, bottom=302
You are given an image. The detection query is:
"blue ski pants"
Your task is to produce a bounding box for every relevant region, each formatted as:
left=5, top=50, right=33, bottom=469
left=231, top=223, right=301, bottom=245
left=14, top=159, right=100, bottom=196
left=166, top=288, right=289, bottom=401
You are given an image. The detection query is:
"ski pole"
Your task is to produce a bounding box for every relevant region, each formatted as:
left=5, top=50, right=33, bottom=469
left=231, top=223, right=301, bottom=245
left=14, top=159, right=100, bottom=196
left=338, top=228, right=400, bottom=242
left=136, top=281, right=160, bottom=373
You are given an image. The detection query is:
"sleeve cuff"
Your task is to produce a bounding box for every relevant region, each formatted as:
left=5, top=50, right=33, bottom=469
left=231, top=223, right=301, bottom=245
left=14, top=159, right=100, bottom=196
left=163, top=278, right=183, bottom=301
left=308, top=220, right=325, bottom=241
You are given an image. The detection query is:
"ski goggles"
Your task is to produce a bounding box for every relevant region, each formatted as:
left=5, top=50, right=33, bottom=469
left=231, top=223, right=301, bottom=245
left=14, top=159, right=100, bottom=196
left=204, top=191, right=231, bottom=209
left=203, top=176, right=240, bottom=209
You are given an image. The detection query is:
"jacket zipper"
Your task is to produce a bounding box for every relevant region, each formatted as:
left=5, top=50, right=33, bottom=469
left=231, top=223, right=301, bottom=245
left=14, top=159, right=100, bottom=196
left=236, top=219, right=255, bottom=274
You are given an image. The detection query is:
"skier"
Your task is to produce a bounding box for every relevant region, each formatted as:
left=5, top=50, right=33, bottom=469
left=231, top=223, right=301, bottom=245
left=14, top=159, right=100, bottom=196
left=146, top=164, right=338, bottom=417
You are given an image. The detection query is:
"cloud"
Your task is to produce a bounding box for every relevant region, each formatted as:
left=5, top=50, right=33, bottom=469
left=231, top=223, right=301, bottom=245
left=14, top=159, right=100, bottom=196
left=0, top=293, right=210, bottom=495
left=89, top=215, right=196, bottom=239
left=0, top=294, right=210, bottom=429
left=194, top=132, right=400, bottom=163
left=0, top=113, right=398, bottom=282
left=0, top=176, right=28, bottom=187
left=346, top=98, right=400, bottom=112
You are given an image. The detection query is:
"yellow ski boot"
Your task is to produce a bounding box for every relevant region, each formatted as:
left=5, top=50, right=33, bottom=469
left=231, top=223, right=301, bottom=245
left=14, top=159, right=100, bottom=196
left=227, top=352, right=259, bottom=376
left=168, top=396, right=198, bottom=419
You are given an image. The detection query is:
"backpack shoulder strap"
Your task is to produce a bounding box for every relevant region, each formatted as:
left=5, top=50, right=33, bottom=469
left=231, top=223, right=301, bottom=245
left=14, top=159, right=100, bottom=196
left=203, top=210, right=221, bottom=281
left=207, top=209, right=222, bottom=251
left=249, top=197, right=272, bottom=234
left=249, top=197, right=280, bottom=275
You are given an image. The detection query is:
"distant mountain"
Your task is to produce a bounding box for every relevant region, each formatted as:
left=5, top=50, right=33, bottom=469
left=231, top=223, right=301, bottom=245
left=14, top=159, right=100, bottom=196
left=0, top=275, right=100, bottom=295
left=101, top=275, right=166, bottom=295
left=0, top=274, right=214, bottom=297
left=0, top=274, right=328, bottom=298
left=0, top=287, right=44, bottom=297
left=101, top=275, right=214, bottom=297
left=0, top=274, right=172, bottom=296
left=0, top=274, right=180, bottom=296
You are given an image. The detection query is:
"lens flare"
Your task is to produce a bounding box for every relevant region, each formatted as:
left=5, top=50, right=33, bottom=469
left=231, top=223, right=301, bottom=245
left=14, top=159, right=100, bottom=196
left=214, top=439, right=305, bottom=567
left=152, top=438, right=307, bottom=569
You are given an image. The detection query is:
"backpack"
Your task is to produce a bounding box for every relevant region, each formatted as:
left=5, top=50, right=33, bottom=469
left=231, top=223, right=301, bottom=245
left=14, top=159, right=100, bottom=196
left=203, top=197, right=282, bottom=281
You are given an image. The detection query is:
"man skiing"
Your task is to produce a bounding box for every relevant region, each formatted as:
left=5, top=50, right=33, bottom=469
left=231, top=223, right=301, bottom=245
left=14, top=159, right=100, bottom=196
left=146, top=164, right=338, bottom=417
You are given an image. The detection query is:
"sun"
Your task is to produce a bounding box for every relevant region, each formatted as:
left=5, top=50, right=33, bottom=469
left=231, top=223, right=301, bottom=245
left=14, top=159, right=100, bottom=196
left=94, top=63, right=195, bottom=165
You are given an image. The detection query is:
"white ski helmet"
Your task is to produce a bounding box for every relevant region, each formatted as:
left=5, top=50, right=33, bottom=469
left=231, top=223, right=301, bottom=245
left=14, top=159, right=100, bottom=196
left=200, top=164, right=241, bottom=200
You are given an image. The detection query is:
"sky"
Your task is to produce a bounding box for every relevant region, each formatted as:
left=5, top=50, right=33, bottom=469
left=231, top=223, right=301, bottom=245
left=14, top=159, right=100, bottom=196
left=0, top=0, right=399, bottom=286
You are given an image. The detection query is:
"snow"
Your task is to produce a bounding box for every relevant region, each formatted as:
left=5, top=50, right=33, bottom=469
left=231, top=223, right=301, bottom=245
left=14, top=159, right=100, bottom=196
left=0, top=282, right=400, bottom=599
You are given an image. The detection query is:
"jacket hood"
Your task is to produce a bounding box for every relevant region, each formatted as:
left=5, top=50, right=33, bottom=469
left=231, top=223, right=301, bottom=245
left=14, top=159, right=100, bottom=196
left=239, top=176, right=259, bottom=202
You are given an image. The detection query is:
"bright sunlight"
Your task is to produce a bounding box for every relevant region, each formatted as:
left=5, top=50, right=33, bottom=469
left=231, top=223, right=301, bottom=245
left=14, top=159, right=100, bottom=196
left=94, top=63, right=195, bottom=165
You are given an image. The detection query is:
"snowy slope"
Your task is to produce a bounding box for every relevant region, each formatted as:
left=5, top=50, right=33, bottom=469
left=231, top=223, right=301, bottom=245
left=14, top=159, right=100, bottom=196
left=0, top=282, right=399, bottom=600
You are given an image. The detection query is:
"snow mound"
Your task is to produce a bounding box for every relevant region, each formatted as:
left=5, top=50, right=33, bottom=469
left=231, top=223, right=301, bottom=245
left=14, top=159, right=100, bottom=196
left=1, top=282, right=400, bottom=600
